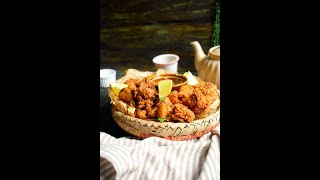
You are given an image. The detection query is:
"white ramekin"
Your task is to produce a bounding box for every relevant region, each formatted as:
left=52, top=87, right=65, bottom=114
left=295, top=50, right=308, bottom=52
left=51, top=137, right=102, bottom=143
left=100, top=69, right=116, bottom=87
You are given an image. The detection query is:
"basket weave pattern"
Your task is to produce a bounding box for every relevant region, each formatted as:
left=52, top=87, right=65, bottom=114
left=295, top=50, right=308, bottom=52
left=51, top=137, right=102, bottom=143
left=112, top=106, right=220, bottom=140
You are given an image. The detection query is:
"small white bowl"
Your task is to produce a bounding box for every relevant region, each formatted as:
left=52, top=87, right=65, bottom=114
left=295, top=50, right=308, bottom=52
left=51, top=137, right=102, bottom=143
left=152, top=54, right=179, bottom=73
left=100, top=69, right=116, bottom=88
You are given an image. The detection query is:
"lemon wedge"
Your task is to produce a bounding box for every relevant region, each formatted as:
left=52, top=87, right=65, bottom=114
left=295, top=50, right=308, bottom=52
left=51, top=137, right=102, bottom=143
left=158, top=80, right=172, bottom=98
left=183, top=71, right=198, bottom=85
left=110, top=82, right=128, bottom=96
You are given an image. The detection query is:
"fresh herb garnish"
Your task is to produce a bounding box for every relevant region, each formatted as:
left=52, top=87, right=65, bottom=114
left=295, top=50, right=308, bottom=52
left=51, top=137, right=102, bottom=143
left=159, top=97, right=164, bottom=102
left=158, top=118, right=164, bottom=123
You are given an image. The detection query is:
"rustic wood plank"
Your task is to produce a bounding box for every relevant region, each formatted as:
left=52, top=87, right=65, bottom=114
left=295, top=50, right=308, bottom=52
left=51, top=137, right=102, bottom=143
left=100, top=0, right=216, bottom=74
left=101, top=0, right=216, bottom=27
left=100, top=23, right=214, bottom=49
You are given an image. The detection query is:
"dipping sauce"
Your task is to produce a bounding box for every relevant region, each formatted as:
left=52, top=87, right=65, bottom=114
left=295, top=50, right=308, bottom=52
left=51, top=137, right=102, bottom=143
left=147, top=74, right=188, bottom=89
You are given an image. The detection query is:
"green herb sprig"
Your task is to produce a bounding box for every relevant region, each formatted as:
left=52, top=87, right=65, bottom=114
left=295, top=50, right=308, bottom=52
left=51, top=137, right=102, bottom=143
left=212, top=0, right=220, bottom=46
left=158, top=118, right=164, bottom=123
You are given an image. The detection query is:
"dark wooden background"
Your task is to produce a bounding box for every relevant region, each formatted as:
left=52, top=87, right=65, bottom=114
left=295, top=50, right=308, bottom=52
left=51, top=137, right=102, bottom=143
left=100, top=0, right=217, bottom=74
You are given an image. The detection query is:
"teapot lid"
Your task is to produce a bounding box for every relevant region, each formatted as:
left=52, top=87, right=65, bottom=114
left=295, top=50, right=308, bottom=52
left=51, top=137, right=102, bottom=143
left=209, top=46, right=220, bottom=60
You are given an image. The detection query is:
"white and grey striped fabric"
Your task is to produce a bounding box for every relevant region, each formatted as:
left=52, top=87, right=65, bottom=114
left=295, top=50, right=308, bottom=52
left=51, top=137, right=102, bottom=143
left=100, top=125, right=220, bottom=180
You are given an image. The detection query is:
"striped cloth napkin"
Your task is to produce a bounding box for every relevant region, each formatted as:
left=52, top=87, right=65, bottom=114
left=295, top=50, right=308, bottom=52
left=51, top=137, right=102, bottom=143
left=100, top=125, right=220, bottom=180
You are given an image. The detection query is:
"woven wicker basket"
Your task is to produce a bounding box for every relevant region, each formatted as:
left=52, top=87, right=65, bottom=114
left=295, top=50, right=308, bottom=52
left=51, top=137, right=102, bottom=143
left=108, top=69, right=220, bottom=140
left=111, top=106, right=220, bottom=140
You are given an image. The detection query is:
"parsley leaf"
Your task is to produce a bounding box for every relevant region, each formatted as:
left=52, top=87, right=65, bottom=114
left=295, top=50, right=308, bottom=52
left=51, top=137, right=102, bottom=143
left=158, top=118, right=164, bottom=123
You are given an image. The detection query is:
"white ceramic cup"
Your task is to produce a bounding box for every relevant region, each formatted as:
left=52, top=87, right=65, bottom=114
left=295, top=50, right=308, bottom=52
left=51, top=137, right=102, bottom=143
left=100, top=69, right=116, bottom=88
left=152, top=54, right=179, bottom=73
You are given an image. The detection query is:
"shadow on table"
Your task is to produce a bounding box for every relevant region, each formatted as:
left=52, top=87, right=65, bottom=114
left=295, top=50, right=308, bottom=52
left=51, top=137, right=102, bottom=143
left=100, top=88, right=131, bottom=138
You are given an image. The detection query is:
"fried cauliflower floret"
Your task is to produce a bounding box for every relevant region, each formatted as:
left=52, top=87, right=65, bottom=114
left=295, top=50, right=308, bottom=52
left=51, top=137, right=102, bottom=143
left=171, top=103, right=195, bottom=122
left=136, top=81, right=158, bottom=100
left=137, top=98, right=154, bottom=110
left=135, top=107, right=157, bottom=119
left=125, top=79, right=142, bottom=91
left=118, top=87, right=133, bottom=103
left=168, top=90, right=181, bottom=104
left=189, top=89, right=211, bottom=114
left=136, top=108, right=147, bottom=119
left=147, top=106, right=158, bottom=118
left=157, top=97, right=173, bottom=119
left=178, top=85, right=194, bottom=105
left=190, top=82, right=219, bottom=114
left=198, top=82, right=219, bottom=102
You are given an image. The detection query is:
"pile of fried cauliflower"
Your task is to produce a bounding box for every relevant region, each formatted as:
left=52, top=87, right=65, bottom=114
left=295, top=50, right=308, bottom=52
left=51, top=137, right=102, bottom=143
left=109, top=71, right=220, bottom=123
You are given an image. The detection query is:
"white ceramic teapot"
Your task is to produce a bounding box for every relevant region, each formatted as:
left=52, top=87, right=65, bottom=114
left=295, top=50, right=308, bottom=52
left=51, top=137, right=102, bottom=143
left=190, top=41, right=220, bottom=89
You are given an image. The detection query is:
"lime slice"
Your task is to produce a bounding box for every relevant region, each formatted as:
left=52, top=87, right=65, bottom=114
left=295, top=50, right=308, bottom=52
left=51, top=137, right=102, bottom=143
left=183, top=71, right=198, bottom=85
left=110, top=82, right=128, bottom=96
left=158, top=80, right=172, bottom=98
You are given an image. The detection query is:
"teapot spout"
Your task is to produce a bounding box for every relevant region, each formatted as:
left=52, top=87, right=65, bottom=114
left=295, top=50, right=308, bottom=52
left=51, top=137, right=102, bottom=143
left=190, top=41, right=206, bottom=71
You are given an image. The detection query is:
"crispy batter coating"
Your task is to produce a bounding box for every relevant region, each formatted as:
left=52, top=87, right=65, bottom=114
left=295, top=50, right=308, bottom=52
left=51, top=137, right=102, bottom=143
left=168, top=90, right=181, bottom=104
left=147, top=106, right=158, bottom=118
left=118, top=87, right=133, bottom=103
left=137, top=98, right=154, bottom=110
left=171, top=103, right=195, bottom=122
left=157, top=97, right=173, bottom=119
left=136, top=81, right=158, bottom=100
left=125, top=79, right=142, bottom=91
left=198, top=82, right=219, bottom=100
left=135, top=106, right=158, bottom=119
left=136, top=108, right=147, bottom=119
left=190, top=89, right=211, bottom=114
left=178, top=85, right=194, bottom=105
